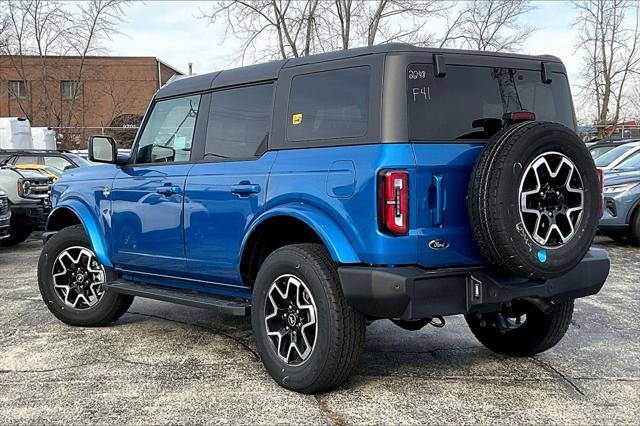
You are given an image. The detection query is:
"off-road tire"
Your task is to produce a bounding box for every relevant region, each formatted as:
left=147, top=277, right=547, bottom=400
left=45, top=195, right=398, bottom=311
left=0, top=217, right=33, bottom=246
left=252, top=243, right=366, bottom=394
left=38, top=225, right=133, bottom=326
left=468, top=121, right=600, bottom=279
left=465, top=299, right=574, bottom=357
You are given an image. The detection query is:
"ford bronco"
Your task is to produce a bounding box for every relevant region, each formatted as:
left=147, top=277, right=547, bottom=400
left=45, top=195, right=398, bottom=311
left=38, top=44, right=609, bottom=394
left=0, top=164, right=53, bottom=245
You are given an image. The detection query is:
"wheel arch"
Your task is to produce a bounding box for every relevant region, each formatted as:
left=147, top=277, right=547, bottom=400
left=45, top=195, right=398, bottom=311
left=46, top=201, right=113, bottom=268
left=239, top=205, right=360, bottom=287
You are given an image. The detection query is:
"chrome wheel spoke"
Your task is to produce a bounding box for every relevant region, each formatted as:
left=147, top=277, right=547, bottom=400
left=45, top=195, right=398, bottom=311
left=51, top=246, right=105, bottom=310
left=264, top=274, right=318, bottom=366
left=519, top=152, right=584, bottom=248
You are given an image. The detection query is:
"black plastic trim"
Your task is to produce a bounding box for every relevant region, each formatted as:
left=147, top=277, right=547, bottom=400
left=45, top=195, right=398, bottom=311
left=338, top=248, right=609, bottom=320
left=103, top=280, right=250, bottom=316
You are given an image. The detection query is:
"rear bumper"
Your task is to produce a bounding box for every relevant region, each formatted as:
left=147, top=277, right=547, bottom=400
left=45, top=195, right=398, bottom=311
left=338, top=248, right=609, bottom=320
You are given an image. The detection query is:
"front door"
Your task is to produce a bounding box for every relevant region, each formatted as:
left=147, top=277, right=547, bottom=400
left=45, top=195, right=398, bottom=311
left=110, top=94, right=201, bottom=276
left=184, top=84, right=275, bottom=287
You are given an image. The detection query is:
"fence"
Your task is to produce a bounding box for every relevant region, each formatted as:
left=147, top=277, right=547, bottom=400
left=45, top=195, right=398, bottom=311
left=53, top=126, right=139, bottom=150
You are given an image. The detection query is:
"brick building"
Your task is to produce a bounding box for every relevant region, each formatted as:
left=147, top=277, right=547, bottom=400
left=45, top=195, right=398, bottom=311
left=0, top=56, right=183, bottom=148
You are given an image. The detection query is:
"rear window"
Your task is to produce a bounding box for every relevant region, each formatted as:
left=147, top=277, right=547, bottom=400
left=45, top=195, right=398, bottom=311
left=408, top=64, right=575, bottom=141
left=287, top=66, right=370, bottom=142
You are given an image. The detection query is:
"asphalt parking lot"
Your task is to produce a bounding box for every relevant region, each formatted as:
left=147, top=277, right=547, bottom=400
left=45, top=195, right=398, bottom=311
left=0, top=236, right=638, bottom=424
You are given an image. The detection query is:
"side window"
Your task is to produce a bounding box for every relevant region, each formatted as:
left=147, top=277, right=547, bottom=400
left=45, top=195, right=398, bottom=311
left=44, top=156, right=72, bottom=171
left=287, top=66, right=370, bottom=142
left=134, top=95, right=200, bottom=164
left=205, top=84, right=274, bottom=160
left=14, top=155, right=40, bottom=165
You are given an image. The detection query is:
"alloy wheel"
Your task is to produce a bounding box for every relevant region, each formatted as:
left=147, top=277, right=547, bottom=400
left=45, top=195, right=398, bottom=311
left=264, top=274, right=318, bottom=366
left=51, top=246, right=106, bottom=310
left=519, top=151, right=584, bottom=247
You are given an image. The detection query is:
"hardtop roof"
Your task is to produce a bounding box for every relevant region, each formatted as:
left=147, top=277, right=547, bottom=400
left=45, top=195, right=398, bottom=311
left=155, top=43, right=563, bottom=99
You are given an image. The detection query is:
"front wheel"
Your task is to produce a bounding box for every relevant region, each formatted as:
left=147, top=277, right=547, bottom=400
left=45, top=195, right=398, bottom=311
left=251, top=244, right=366, bottom=394
left=465, top=299, right=574, bottom=357
left=38, top=225, right=134, bottom=327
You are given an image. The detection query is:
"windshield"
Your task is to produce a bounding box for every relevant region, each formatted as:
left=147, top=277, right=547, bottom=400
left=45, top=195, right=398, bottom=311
left=590, top=146, right=615, bottom=159
left=408, top=64, right=575, bottom=141
left=67, top=153, right=94, bottom=167
left=611, top=150, right=640, bottom=171
left=595, top=144, right=636, bottom=167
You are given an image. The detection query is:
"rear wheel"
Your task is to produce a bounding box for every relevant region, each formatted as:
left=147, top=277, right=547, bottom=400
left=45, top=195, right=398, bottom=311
left=251, top=243, right=366, bottom=394
left=465, top=299, right=574, bottom=357
left=38, top=225, right=133, bottom=326
left=628, top=208, right=640, bottom=247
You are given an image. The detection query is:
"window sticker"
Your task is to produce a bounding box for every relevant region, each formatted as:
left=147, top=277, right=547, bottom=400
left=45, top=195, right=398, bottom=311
left=292, top=113, right=303, bottom=125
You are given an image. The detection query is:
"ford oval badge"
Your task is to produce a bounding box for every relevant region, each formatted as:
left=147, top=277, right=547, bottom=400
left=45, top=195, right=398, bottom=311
left=428, top=239, right=449, bottom=250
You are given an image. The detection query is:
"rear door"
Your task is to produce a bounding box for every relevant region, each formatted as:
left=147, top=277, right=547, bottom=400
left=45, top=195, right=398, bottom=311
left=184, top=83, right=276, bottom=287
left=110, top=94, right=201, bottom=276
left=405, top=62, right=576, bottom=268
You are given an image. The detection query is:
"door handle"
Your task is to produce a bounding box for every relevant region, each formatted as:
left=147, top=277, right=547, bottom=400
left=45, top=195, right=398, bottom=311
left=432, top=173, right=445, bottom=227
left=231, top=182, right=261, bottom=196
left=156, top=185, right=181, bottom=195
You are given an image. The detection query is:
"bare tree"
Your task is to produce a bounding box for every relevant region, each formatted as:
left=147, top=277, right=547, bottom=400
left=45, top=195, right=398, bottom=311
left=574, top=0, right=640, bottom=133
left=440, top=0, right=535, bottom=51
left=63, top=0, right=127, bottom=128
left=200, top=0, right=450, bottom=64
left=0, top=0, right=127, bottom=132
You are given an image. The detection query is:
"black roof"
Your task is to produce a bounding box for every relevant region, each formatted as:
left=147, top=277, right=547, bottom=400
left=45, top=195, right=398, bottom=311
left=156, top=43, right=563, bottom=99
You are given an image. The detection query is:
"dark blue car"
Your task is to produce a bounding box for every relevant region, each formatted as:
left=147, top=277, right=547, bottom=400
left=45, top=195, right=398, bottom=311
left=37, top=44, right=609, bottom=393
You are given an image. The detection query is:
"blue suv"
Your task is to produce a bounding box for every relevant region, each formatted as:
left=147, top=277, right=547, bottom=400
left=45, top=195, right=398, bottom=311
left=38, top=44, right=609, bottom=393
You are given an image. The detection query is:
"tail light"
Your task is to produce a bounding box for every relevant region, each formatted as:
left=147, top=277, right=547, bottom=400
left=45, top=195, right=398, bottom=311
left=378, top=170, right=408, bottom=235
left=596, top=168, right=604, bottom=218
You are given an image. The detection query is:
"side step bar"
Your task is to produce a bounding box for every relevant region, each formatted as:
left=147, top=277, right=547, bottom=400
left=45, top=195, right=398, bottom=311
left=103, top=280, right=250, bottom=316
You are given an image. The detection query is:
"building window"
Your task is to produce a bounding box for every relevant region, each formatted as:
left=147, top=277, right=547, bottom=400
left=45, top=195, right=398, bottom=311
left=60, top=80, right=80, bottom=99
left=8, top=80, right=27, bottom=98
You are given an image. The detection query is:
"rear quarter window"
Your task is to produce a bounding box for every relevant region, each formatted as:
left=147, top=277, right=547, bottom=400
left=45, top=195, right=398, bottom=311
left=287, top=66, right=370, bottom=142
left=407, top=64, right=575, bottom=141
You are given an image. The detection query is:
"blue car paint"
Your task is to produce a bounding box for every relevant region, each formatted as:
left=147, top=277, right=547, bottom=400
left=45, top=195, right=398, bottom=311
left=48, top=164, right=120, bottom=268
left=48, top=142, right=485, bottom=300
left=110, top=163, right=193, bottom=276
left=600, top=170, right=640, bottom=228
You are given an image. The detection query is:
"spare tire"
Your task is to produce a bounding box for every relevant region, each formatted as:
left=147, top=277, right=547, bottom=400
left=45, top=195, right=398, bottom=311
left=468, top=121, right=599, bottom=279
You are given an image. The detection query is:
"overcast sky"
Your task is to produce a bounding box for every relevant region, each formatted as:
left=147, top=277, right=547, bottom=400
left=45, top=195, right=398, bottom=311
left=110, top=2, right=579, bottom=71
left=108, top=1, right=585, bottom=109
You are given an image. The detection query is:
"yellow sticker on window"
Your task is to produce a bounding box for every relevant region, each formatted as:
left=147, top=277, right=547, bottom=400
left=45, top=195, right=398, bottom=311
left=292, top=113, right=303, bottom=125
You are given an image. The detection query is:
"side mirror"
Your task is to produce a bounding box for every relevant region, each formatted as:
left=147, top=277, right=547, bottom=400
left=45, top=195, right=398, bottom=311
left=88, top=135, right=117, bottom=164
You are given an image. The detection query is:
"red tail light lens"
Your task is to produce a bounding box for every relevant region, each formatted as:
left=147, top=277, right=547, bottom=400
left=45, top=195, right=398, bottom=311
left=596, top=168, right=604, bottom=218
left=378, top=170, right=408, bottom=235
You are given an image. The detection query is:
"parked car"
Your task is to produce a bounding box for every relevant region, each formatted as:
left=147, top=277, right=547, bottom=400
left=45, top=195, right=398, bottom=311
left=589, top=138, right=640, bottom=159
left=599, top=150, right=640, bottom=244
left=0, top=165, right=53, bottom=245
left=594, top=141, right=640, bottom=170
left=0, top=191, right=10, bottom=242
left=0, top=149, right=94, bottom=172
left=38, top=44, right=609, bottom=394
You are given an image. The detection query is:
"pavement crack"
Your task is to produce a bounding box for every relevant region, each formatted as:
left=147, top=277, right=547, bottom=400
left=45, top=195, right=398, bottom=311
left=127, top=311, right=260, bottom=361
left=314, top=394, right=348, bottom=426
left=529, top=356, right=585, bottom=396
